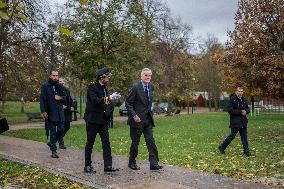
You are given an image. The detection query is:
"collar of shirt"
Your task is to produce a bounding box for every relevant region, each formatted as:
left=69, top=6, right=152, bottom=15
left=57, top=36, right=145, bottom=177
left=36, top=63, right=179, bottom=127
left=141, top=81, right=149, bottom=89
left=98, top=80, right=104, bottom=86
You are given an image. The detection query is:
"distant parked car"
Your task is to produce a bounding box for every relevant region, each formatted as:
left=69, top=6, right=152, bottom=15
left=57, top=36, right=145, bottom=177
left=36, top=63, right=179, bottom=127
left=120, top=101, right=169, bottom=116
left=158, top=102, right=168, bottom=113
left=152, top=103, right=161, bottom=114
left=119, top=102, right=128, bottom=116
left=151, top=102, right=168, bottom=114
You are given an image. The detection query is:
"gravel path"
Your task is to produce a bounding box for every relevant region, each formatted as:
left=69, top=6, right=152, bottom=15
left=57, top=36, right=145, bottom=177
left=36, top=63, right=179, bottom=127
left=0, top=135, right=277, bottom=189
left=1, top=108, right=280, bottom=189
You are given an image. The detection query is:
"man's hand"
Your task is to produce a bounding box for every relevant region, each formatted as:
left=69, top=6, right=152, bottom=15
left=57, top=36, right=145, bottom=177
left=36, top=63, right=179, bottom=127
left=42, top=112, right=48, bottom=119
left=241, top=110, right=247, bottom=116
left=55, top=95, right=62, bottom=100
left=133, top=115, right=141, bottom=123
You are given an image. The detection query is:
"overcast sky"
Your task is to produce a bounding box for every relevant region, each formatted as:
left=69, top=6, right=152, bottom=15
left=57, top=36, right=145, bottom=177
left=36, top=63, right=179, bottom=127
left=161, top=0, right=239, bottom=43
left=49, top=0, right=239, bottom=43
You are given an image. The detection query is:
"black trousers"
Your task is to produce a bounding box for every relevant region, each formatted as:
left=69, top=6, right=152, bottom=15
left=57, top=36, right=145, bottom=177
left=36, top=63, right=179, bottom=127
left=57, top=121, right=70, bottom=147
left=220, top=127, right=250, bottom=154
left=49, top=121, right=64, bottom=152
left=129, top=118, right=159, bottom=166
left=84, top=122, right=112, bottom=167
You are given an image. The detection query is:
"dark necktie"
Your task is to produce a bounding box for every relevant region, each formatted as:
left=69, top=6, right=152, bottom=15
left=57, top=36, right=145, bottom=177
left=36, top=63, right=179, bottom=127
left=144, top=85, right=150, bottom=105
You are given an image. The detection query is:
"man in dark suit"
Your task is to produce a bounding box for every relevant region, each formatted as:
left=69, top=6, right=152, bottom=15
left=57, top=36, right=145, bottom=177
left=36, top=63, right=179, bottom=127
left=84, top=67, right=120, bottom=173
left=58, top=76, right=73, bottom=149
left=40, top=69, right=66, bottom=158
left=218, top=86, right=251, bottom=156
left=126, top=68, right=163, bottom=170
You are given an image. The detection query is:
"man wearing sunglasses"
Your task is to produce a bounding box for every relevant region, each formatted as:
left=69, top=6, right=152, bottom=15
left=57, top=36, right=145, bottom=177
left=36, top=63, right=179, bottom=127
left=218, top=86, right=251, bottom=157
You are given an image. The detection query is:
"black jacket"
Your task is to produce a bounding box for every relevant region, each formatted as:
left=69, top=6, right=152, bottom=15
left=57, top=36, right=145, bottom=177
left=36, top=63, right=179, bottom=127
left=84, top=81, right=109, bottom=125
left=227, top=94, right=250, bottom=128
left=63, top=87, right=73, bottom=122
left=126, top=81, right=155, bottom=128
left=39, top=81, right=66, bottom=122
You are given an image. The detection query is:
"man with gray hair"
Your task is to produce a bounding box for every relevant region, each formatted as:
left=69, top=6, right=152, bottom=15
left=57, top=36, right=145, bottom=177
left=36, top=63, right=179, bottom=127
left=126, top=68, right=163, bottom=170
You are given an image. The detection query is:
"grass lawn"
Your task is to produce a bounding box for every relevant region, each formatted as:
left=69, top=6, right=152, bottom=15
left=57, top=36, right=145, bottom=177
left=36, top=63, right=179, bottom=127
left=0, top=157, right=90, bottom=189
left=0, top=101, right=121, bottom=125
left=3, top=113, right=284, bottom=185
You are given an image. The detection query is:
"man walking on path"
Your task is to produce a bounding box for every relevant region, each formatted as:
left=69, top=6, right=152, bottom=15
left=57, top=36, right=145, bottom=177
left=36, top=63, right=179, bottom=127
left=126, top=68, right=163, bottom=171
left=83, top=67, right=120, bottom=173
left=58, top=76, right=73, bottom=149
left=218, top=86, right=251, bottom=156
left=40, top=69, right=66, bottom=158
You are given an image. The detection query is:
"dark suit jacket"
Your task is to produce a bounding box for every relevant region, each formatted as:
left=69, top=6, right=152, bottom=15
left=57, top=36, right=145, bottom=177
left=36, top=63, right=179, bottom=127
left=39, top=82, right=66, bottom=122
left=63, top=87, right=73, bottom=122
left=84, top=81, right=109, bottom=125
left=227, top=94, right=250, bottom=128
left=126, top=81, right=155, bottom=128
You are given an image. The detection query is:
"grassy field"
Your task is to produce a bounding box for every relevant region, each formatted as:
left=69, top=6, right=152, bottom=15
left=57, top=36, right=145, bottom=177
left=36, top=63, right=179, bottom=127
left=0, top=101, right=121, bottom=125
left=3, top=113, right=284, bottom=185
left=0, top=157, right=90, bottom=189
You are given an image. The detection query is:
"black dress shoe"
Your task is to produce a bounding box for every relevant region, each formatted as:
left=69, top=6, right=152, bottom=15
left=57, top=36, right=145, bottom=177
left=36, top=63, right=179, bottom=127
left=84, top=165, right=96, bottom=173
left=59, top=146, right=67, bottom=149
left=128, top=163, right=140, bottom=170
left=150, top=165, right=163, bottom=170
left=218, top=146, right=225, bottom=154
left=244, top=152, right=251, bottom=157
left=104, top=166, right=119, bottom=172
left=51, top=152, right=59, bottom=158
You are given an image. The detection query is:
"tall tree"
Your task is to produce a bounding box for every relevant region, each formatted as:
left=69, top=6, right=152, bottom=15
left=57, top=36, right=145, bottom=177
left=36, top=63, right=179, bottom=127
left=0, top=0, right=49, bottom=104
left=195, top=36, right=224, bottom=111
left=226, top=0, right=284, bottom=104
left=152, top=15, right=194, bottom=106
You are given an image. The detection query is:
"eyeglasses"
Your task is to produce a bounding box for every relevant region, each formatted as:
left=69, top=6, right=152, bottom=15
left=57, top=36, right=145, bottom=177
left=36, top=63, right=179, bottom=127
left=238, top=91, right=243, bottom=92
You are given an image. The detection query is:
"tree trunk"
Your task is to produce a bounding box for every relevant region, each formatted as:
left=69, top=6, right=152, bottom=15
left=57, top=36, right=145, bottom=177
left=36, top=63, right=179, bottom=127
left=208, top=99, right=212, bottom=112
left=214, top=98, right=218, bottom=111
left=250, top=95, right=255, bottom=114
left=79, top=81, right=83, bottom=118
left=21, top=102, right=25, bottom=113
left=187, top=101, right=190, bottom=115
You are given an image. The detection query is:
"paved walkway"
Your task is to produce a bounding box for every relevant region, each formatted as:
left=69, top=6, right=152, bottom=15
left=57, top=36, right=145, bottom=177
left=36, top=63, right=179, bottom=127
left=0, top=136, right=277, bottom=189
left=1, top=110, right=280, bottom=189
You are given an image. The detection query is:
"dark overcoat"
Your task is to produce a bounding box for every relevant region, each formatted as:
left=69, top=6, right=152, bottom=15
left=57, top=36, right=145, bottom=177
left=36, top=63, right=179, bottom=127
left=84, top=81, right=109, bottom=125
left=39, top=82, right=66, bottom=122
left=63, top=87, right=73, bottom=122
left=227, top=94, right=250, bottom=128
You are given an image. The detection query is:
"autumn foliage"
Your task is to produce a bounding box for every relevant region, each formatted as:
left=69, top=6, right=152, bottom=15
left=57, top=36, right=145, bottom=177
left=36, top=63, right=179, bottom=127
left=226, top=0, right=284, bottom=98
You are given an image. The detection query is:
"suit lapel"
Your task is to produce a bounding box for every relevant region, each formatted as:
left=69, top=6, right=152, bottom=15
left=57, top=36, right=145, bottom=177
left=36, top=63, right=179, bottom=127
left=149, top=84, right=153, bottom=101
left=138, top=82, right=148, bottom=106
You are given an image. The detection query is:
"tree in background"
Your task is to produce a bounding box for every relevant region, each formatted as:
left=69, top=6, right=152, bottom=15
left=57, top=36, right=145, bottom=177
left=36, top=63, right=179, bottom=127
left=226, top=0, right=284, bottom=111
left=195, top=36, right=225, bottom=111
left=151, top=13, right=195, bottom=108
left=0, top=0, right=50, bottom=110
left=57, top=0, right=172, bottom=96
